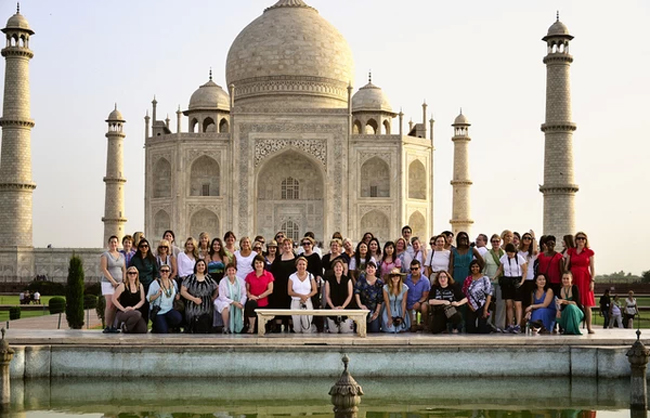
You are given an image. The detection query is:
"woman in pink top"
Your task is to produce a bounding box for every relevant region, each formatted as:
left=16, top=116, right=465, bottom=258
left=379, top=241, right=401, bottom=280
left=244, top=255, right=275, bottom=334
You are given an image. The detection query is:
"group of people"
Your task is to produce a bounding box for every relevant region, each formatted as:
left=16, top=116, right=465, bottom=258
left=599, top=289, right=639, bottom=329
left=98, top=226, right=598, bottom=336
left=19, top=290, right=41, bottom=305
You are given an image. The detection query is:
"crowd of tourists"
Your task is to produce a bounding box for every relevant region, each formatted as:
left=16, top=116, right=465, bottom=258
left=99, top=226, right=599, bottom=336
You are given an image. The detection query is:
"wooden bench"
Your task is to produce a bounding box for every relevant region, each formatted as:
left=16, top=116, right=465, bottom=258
left=255, top=309, right=370, bottom=337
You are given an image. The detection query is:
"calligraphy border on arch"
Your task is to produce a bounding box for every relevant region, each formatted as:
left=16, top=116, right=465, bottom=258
left=254, top=138, right=327, bottom=167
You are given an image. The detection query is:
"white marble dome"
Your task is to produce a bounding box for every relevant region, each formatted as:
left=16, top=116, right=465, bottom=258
left=546, top=20, right=570, bottom=37
left=453, top=112, right=470, bottom=125
left=107, top=107, right=125, bottom=122
left=188, top=79, right=230, bottom=111
left=4, top=12, right=33, bottom=34
left=352, top=82, right=393, bottom=113
left=225, top=0, right=354, bottom=107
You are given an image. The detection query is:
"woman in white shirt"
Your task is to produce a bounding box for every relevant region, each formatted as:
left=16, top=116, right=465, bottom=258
left=234, top=237, right=258, bottom=281
left=425, top=235, right=451, bottom=283
left=176, top=237, right=198, bottom=279
left=517, top=231, right=538, bottom=325
left=288, top=256, right=317, bottom=333
left=492, top=243, right=528, bottom=333
left=215, top=264, right=247, bottom=334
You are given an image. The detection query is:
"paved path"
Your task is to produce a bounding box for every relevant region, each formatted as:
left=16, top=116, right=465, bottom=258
left=5, top=310, right=102, bottom=330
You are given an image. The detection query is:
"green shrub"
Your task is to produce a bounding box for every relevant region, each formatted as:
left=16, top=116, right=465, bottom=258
left=49, top=297, right=66, bottom=314
left=83, top=294, right=98, bottom=310
left=65, top=255, right=85, bottom=329
left=9, top=307, right=20, bottom=320
left=96, top=295, right=106, bottom=328
left=27, top=281, right=65, bottom=296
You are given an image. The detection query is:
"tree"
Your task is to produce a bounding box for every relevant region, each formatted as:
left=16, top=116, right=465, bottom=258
left=66, top=254, right=85, bottom=329
left=642, top=270, right=650, bottom=284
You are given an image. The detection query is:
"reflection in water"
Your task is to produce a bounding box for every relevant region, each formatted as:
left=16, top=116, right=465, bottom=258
left=5, top=377, right=638, bottom=418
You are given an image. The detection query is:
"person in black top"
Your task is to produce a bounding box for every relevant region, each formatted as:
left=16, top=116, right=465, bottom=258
left=428, top=270, right=467, bottom=334
left=599, top=289, right=611, bottom=328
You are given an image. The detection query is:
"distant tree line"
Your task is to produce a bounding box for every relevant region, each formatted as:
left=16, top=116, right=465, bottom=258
left=595, top=271, right=643, bottom=283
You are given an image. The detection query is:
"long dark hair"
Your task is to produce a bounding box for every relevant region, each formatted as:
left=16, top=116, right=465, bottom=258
left=382, top=241, right=397, bottom=264
left=136, top=239, right=156, bottom=264
left=354, top=241, right=372, bottom=268
left=209, top=238, right=227, bottom=260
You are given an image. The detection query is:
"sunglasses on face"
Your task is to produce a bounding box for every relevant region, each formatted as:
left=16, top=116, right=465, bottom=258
left=491, top=240, right=500, bottom=243
left=139, top=245, right=148, bottom=249
left=410, top=267, right=419, bottom=271
left=160, top=269, right=170, bottom=273
left=302, top=242, right=311, bottom=246
left=576, top=237, right=586, bottom=240
left=127, top=272, right=137, bottom=276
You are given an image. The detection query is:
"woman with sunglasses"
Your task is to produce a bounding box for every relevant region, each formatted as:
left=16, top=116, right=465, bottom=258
left=566, top=232, right=596, bottom=334
left=113, top=267, right=147, bottom=333
left=147, top=264, right=182, bottom=333
left=129, top=238, right=158, bottom=323
left=300, top=237, right=324, bottom=331
left=155, top=239, right=177, bottom=279
left=449, top=232, right=484, bottom=287
left=517, top=231, right=538, bottom=322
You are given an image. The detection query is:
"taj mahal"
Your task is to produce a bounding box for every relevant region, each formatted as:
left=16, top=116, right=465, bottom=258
left=0, top=0, right=578, bottom=283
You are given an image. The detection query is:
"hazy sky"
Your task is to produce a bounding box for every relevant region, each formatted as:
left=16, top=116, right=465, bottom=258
left=1, top=0, right=648, bottom=275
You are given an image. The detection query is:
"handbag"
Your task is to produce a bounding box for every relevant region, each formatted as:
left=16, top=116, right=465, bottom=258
left=150, top=304, right=161, bottom=318
left=173, top=298, right=185, bottom=314
left=443, top=304, right=462, bottom=325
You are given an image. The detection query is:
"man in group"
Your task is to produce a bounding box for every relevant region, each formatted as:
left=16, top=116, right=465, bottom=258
left=405, top=260, right=431, bottom=331
left=475, top=234, right=489, bottom=258
left=401, top=225, right=414, bottom=256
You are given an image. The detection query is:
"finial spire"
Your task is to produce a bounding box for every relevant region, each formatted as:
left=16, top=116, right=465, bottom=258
left=114, top=103, right=117, bottom=111
left=368, top=70, right=372, bottom=84
left=556, top=10, right=559, bottom=21
left=16, top=3, right=19, bottom=14
left=209, top=67, right=213, bottom=81
left=460, top=107, right=463, bottom=115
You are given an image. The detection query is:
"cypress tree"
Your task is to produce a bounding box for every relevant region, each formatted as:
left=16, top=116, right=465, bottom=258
left=66, top=254, right=85, bottom=329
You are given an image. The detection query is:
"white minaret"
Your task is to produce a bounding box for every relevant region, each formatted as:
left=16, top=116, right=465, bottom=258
left=540, top=14, right=578, bottom=239
left=102, top=105, right=127, bottom=244
left=0, top=6, right=36, bottom=248
left=450, top=110, right=473, bottom=236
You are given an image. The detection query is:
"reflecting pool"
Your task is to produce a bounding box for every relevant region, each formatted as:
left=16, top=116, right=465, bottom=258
left=6, top=377, right=648, bottom=418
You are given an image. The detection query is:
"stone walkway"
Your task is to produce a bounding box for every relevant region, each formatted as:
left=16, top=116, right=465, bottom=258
left=5, top=310, right=102, bottom=330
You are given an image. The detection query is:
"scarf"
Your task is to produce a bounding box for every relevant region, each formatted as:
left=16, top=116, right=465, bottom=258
left=226, top=278, right=243, bottom=333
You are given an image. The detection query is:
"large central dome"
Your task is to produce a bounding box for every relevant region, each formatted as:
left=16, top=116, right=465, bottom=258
left=226, top=0, right=355, bottom=108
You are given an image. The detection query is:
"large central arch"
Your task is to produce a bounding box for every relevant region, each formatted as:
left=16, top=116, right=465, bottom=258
left=256, top=150, right=325, bottom=242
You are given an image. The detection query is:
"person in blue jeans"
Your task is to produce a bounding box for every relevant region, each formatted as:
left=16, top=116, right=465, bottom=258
left=354, top=261, right=384, bottom=333
left=404, top=259, right=431, bottom=331
left=147, top=264, right=183, bottom=333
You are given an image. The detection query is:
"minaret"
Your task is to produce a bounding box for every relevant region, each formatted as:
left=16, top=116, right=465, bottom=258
left=102, top=105, right=127, bottom=244
left=0, top=7, right=36, bottom=248
left=450, top=110, right=473, bottom=236
left=540, top=14, right=578, bottom=239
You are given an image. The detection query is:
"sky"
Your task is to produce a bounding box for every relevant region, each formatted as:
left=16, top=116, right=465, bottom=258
left=0, top=0, right=648, bottom=275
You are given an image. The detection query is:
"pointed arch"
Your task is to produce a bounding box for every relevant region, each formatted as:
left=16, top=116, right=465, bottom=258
left=360, top=210, right=390, bottom=243
left=153, top=210, right=171, bottom=240
left=153, top=158, right=171, bottom=198
left=408, top=211, right=426, bottom=238
left=408, top=159, right=427, bottom=200
left=383, top=120, right=391, bottom=135
left=203, top=117, right=216, bottom=132
left=190, top=156, right=220, bottom=196
left=352, top=120, right=362, bottom=135
left=219, top=118, right=229, bottom=133
left=190, top=209, right=220, bottom=241
left=189, top=118, right=198, bottom=133
left=360, top=157, right=390, bottom=198
left=365, top=118, right=378, bottom=135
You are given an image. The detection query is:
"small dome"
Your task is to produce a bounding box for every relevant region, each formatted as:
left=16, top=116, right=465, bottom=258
left=547, top=20, right=569, bottom=37
left=107, top=106, right=125, bottom=122
left=453, top=112, right=470, bottom=126
left=3, top=12, right=34, bottom=35
left=352, top=82, right=393, bottom=113
left=188, top=79, right=230, bottom=112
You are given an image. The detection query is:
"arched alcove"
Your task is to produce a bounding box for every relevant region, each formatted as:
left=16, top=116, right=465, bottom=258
left=203, top=117, right=216, bottom=132
left=408, top=159, right=426, bottom=200
left=352, top=120, right=362, bottom=135
left=360, top=210, right=390, bottom=243
left=190, top=156, right=220, bottom=197
left=219, top=118, right=229, bottom=133
left=153, top=210, right=171, bottom=240
left=408, top=211, right=426, bottom=238
left=365, top=118, right=378, bottom=135
left=190, top=209, right=220, bottom=241
left=360, top=157, right=390, bottom=198
left=153, top=158, right=172, bottom=198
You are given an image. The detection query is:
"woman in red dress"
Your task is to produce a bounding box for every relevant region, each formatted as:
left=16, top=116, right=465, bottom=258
left=566, top=231, right=595, bottom=334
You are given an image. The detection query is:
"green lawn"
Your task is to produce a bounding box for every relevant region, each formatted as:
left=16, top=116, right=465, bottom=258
left=0, top=309, right=51, bottom=323
left=0, top=295, right=63, bottom=305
